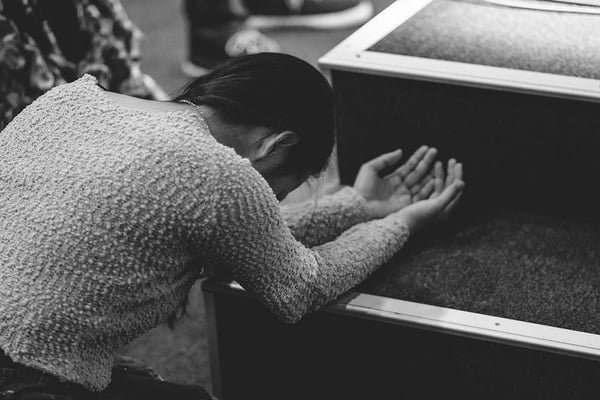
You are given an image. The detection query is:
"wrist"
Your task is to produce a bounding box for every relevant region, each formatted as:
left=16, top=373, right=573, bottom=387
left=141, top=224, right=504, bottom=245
left=350, top=187, right=378, bottom=220
left=383, top=210, right=413, bottom=242
left=366, top=202, right=386, bottom=220
left=364, top=200, right=400, bottom=220
left=393, top=209, right=418, bottom=235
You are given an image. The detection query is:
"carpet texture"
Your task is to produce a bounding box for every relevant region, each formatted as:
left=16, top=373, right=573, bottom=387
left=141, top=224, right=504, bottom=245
left=369, top=0, right=600, bottom=79
left=358, top=210, right=600, bottom=334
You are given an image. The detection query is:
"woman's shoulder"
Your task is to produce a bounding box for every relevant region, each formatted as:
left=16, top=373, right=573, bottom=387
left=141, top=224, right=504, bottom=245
left=16, top=74, right=94, bottom=109
left=1, top=75, right=96, bottom=137
left=39, top=74, right=98, bottom=100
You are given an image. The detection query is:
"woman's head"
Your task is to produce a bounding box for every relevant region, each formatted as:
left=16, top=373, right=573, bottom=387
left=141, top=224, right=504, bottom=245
left=173, top=53, right=335, bottom=199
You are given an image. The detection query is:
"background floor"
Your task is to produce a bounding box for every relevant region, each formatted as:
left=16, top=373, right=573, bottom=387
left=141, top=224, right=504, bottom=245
left=119, top=0, right=394, bottom=393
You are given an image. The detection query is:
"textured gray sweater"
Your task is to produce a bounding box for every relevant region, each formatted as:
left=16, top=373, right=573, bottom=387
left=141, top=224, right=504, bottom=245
left=0, top=75, right=409, bottom=391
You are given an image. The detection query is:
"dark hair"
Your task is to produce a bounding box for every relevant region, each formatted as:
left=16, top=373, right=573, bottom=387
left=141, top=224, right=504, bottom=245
left=173, top=53, right=335, bottom=178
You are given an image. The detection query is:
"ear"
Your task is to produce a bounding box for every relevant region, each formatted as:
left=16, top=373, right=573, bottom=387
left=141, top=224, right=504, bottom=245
left=255, top=131, right=299, bottom=160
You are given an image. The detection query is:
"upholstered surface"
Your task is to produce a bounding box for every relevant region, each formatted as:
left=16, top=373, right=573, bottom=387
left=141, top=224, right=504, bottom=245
left=358, top=210, right=600, bottom=334
left=369, top=0, right=600, bottom=79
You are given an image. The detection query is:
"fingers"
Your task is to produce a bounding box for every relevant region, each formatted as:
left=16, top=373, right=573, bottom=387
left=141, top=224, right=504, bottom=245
left=409, top=169, right=432, bottom=192
left=404, top=147, right=438, bottom=186
left=443, top=185, right=464, bottom=215
left=445, top=160, right=463, bottom=192
left=454, top=161, right=463, bottom=182
left=445, top=159, right=456, bottom=189
left=413, top=179, right=435, bottom=201
left=390, top=145, right=429, bottom=178
left=432, top=161, right=444, bottom=197
left=433, top=179, right=465, bottom=213
left=364, top=148, right=403, bottom=173
left=424, top=157, right=463, bottom=198
left=443, top=162, right=464, bottom=213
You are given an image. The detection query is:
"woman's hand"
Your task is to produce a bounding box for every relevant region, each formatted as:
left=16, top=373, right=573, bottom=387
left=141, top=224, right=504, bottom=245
left=396, top=159, right=465, bottom=235
left=353, top=146, right=439, bottom=219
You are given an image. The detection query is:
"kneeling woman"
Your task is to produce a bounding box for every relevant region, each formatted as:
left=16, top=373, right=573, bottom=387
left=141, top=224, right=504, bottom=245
left=0, top=53, right=464, bottom=398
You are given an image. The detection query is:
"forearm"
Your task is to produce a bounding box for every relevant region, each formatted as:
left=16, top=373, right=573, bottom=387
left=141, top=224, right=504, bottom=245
left=218, top=209, right=410, bottom=324
left=281, top=213, right=410, bottom=321
left=206, top=159, right=410, bottom=323
left=281, top=186, right=373, bottom=247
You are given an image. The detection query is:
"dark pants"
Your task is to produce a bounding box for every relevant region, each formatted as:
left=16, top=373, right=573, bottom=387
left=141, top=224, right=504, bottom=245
left=0, top=351, right=213, bottom=400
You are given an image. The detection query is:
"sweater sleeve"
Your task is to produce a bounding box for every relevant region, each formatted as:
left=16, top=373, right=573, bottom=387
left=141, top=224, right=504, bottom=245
left=280, top=186, right=373, bottom=247
left=202, top=158, right=409, bottom=323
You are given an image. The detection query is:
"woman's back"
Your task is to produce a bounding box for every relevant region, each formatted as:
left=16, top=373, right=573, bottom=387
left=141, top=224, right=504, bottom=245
left=0, top=75, right=230, bottom=390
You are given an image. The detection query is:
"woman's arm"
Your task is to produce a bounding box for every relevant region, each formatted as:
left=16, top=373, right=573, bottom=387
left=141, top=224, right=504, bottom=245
left=203, top=157, right=463, bottom=323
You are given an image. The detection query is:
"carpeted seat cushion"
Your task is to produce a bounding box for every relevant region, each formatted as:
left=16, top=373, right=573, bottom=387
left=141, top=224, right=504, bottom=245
left=358, top=210, right=600, bottom=334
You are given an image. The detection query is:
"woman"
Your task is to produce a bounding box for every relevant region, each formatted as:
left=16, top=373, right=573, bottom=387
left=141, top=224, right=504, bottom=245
left=0, top=53, right=464, bottom=399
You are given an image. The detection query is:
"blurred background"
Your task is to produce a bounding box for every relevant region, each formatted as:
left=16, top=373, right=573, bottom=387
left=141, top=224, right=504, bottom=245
left=121, top=0, right=393, bottom=95
left=119, top=0, right=395, bottom=393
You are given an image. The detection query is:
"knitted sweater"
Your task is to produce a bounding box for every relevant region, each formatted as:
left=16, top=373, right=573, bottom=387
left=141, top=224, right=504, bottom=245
left=0, top=75, right=410, bottom=391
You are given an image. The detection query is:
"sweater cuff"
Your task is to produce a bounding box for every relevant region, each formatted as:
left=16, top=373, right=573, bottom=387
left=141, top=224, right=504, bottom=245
left=387, top=212, right=411, bottom=247
left=330, top=186, right=373, bottom=223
